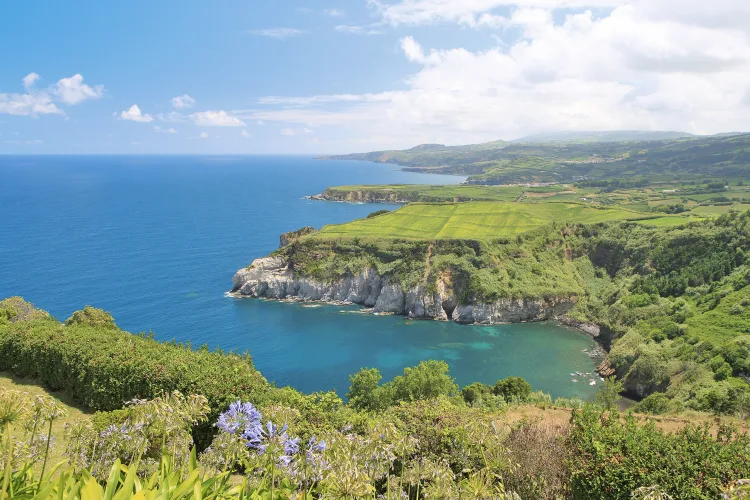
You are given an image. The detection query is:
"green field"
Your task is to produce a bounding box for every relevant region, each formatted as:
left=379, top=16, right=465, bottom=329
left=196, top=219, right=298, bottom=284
left=324, top=184, right=528, bottom=202
left=315, top=201, right=650, bottom=240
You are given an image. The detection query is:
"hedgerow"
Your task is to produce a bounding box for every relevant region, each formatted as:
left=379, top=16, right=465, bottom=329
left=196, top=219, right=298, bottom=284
left=0, top=297, right=270, bottom=446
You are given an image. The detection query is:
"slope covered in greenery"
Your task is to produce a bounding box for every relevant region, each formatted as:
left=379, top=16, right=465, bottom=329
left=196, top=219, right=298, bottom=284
left=276, top=210, right=750, bottom=413
left=1, top=298, right=750, bottom=499
left=321, top=133, right=750, bottom=185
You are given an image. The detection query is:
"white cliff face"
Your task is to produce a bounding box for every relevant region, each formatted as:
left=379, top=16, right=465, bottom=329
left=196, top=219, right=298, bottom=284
left=231, top=257, right=577, bottom=325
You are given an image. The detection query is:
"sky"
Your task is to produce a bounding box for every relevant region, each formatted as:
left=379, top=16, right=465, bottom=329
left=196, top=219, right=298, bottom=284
left=1, top=0, right=750, bottom=154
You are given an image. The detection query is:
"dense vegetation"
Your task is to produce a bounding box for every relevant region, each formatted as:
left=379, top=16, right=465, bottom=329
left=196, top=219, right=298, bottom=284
left=0, top=303, right=749, bottom=498
left=274, top=211, right=750, bottom=414
left=321, top=133, right=750, bottom=186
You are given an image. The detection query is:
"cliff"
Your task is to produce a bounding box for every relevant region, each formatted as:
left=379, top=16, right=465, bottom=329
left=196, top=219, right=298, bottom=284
left=230, top=256, right=578, bottom=326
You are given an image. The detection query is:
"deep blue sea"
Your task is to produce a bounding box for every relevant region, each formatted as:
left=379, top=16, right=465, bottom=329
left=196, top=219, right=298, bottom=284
left=0, top=155, right=600, bottom=399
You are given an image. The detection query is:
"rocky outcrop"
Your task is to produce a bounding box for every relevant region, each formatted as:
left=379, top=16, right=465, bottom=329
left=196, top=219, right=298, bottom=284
left=230, top=256, right=578, bottom=325
left=279, top=227, right=318, bottom=248
left=313, top=189, right=410, bottom=204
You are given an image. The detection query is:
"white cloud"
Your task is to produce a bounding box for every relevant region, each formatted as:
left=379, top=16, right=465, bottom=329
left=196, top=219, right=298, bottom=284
left=249, top=28, right=307, bottom=40
left=171, top=94, right=196, bottom=109
left=257, top=93, right=395, bottom=106
left=241, top=129, right=250, bottom=137
left=22, top=73, right=40, bottom=88
left=335, top=25, right=384, bottom=35
left=119, top=104, right=153, bottom=123
left=154, top=125, right=177, bottom=133
left=1, top=72, right=103, bottom=117
left=371, top=0, right=626, bottom=26
left=54, top=74, right=103, bottom=105
left=281, top=128, right=297, bottom=136
left=400, top=36, right=426, bottom=63
left=191, top=110, right=246, bottom=126
left=325, top=8, right=345, bottom=17
left=244, top=0, right=750, bottom=148
left=0, top=92, right=62, bottom=116
left=199, top=132, right=209, bottom=139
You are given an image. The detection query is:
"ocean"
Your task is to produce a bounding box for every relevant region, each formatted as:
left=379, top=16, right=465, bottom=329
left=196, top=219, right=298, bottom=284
left=0, top=155, right=600, bottom=399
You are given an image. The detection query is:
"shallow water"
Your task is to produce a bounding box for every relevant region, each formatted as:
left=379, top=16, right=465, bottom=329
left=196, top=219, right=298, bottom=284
left=0, top=155, right=600, bottom=399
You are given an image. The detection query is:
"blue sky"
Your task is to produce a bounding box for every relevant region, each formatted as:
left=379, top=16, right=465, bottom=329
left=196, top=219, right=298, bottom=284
left=2, top=1, right=749, bottom=154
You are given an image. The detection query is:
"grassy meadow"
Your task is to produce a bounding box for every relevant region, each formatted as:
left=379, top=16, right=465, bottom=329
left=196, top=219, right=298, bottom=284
left=314, top=201, right=658, bottom=241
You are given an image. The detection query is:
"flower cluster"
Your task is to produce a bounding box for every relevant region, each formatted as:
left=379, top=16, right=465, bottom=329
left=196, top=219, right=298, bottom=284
left=216, top=401, right=328, bottom=484
left=217, top=400, right=261, bottom=436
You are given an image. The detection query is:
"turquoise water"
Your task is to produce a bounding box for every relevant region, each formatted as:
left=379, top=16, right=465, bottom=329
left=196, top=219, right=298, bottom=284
left=0, top=155, right=600, bottom=399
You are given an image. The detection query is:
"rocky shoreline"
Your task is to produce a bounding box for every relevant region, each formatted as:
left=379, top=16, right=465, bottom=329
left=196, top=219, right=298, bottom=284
left=229, top=256, right=607, bottom=338
left=305, top=191, right=411, bottom=204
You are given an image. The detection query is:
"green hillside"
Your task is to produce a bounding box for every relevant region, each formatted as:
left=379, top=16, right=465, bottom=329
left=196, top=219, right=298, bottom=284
left=321, top=133, right=750, bottom=185
left=314, top=202, right=660, bottom=241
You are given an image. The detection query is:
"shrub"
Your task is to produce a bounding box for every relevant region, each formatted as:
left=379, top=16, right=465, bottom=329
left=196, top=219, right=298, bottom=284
left=347, top=367, right=391, bottom=412
left=634, top=392, right=671, bottom=414
left=730, top=304, right=746, bottom=316
left=366, top=209, right=391, bottom=218
left=391, top=360, right=459, bottom=402
left=65, top=305, right=117, bottom=328
left=596, top=377, right=623, bottom=411
left=346, top=361, right=459, bottom=411
left=462, top=382, right=492, bottom=405
left=493, top=376, right=532, bottom=401
left=568, top=407, right=750, bottom=499
left=504, top=421, right=570, bottom=500
left=0, top=299, right=269, bottom=447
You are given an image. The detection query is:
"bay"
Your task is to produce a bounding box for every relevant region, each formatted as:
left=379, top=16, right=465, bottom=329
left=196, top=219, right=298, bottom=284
left=0, top=155, right=600, bottom=399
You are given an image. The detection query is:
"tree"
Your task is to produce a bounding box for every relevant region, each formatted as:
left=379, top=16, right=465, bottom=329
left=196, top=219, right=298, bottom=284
left=493, top=376, right=532, bottom=401
left=347, top=368, right=390, bottom=411
left=390, top=360, right=458, bottom=403
left=462, top=382, right=491, bottom=405
left=596, top=376, right=624, bottom=411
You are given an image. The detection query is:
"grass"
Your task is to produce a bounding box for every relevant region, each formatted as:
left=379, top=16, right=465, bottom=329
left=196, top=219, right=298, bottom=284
left=0, top=372, right=92, bottom=473
left=325, top=184, right=528, bottom=202
left=314, top=201, right=649, bottom=241
left=691, top=203, right=750, bottom=216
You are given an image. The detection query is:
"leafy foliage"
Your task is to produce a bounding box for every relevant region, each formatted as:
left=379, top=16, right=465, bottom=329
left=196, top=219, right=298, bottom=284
left=0, top=299, right=269, bottom=447
left=568, top=407, right=750, bottom=500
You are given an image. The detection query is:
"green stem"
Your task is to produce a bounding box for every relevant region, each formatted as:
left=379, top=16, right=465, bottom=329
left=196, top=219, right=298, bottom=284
left=2, top=425, right=13, bottom=500
left=270, top=467, right=275, bottom=500
left=27, top=419, right=38, bottom=449
left=38, top=419, right=54, bottom=486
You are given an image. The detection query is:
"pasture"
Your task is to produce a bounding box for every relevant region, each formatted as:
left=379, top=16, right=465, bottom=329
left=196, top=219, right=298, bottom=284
left=314, top=201, right=651, bottom=240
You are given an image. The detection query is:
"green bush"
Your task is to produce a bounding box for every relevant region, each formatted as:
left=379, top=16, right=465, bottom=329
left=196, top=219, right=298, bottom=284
left=0, top=298, right=270, bottom=447
left=346, top=360, right=459, bottom=411
left=461, top=382, right=492, bottom=405
left=634, top=392, right=671, bottom=414
left=65, top=305, right=117, bottom=328
left=568, top=407, right=750, bottom=499
left=493, top=376, right=532, bottom=401
left=366, top=209, right=391, bottom=218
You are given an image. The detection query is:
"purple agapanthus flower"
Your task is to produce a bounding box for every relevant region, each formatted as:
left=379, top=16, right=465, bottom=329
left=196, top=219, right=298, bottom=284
left=307, top=436, right=326, bottom=456
left=217, top=401, right=262, bottom=436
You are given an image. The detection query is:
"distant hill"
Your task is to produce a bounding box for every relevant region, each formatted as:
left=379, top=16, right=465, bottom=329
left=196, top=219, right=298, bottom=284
left=512, top=131, right=695, bottom=143
left=409, top=144, right=446, bottom=151
left=319, top=133, right=750, bottom=185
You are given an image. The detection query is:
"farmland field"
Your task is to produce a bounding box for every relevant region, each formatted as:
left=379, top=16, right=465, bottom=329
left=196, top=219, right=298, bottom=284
left=314, top=201, right=652, bottom=240
left=324, top=184, right=528, bottom=202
